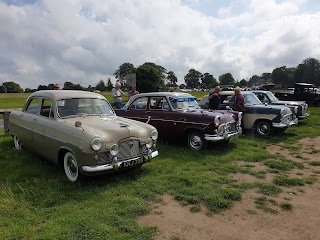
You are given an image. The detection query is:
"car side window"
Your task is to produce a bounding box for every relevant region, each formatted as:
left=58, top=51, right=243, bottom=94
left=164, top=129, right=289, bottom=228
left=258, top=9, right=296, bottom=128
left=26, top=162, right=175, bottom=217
left=222, top=95, right=234, bottom=103
left=40, top=99, right=54, bottom=118
left=129, top=97, right=148, bottom=110
left=25, top=98, right=40, bottom=115
left=150, top=97, right=169, bottom=110
left=256, top=94, right=266, bottom=102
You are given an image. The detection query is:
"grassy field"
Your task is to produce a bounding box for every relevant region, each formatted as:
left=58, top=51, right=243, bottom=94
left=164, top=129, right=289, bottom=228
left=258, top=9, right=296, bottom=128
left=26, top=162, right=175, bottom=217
left=1, top=92, right=320, bottom=239
left=0, top=91, right=211, bottom=109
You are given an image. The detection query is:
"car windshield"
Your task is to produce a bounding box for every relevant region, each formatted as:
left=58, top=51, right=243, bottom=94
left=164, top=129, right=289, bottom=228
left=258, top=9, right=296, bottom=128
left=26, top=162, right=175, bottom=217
left=169, top=97, right=200, bottom=110
left=243, top=93, right=262, bottom=105
left=57, top=98, right=115, bottom=118
left=265, top=92, right=279, bottom=102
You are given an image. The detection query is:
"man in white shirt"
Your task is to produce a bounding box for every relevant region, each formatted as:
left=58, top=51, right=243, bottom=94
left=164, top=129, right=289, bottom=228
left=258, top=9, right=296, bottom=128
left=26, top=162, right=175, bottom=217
left=112, top=82, right=127, bottom=109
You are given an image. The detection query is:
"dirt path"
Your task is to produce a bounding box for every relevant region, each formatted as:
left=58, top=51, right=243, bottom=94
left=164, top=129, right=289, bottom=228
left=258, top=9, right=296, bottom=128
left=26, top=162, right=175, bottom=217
left=138, top=137, right=320, bottom=240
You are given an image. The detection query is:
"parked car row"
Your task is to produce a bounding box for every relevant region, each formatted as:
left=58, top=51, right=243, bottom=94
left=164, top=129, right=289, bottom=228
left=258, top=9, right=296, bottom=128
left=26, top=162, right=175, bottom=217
left=8, top=89, right=309, bottom=182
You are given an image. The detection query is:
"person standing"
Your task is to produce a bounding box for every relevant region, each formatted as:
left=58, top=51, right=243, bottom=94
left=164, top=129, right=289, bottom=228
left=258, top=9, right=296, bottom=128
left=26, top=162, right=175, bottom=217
left=53, top=84, right=61, bottom=90
left=128, top=86, right=139, bottom=99
left=112, top=82, right=127, bottom=109
left=208, top=86, right=221, bottom=110
left=234, top=87, right=246, bottom=112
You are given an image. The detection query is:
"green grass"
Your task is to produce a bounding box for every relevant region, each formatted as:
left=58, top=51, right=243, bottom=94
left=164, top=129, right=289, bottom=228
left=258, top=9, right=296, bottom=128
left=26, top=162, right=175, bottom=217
left=1, top=101, right=320, bottom=238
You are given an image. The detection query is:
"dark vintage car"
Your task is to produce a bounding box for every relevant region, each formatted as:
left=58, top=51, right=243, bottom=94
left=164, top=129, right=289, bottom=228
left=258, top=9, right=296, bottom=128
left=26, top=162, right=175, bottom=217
left=275, top=83, right=320, bottom=106
left=115, top=92, right=242, bottom=151
left=9, top=90, right=159, bottom=182
left=252, top=90, right=309, bottom=119
left=198, top=91, right=298, bottom=136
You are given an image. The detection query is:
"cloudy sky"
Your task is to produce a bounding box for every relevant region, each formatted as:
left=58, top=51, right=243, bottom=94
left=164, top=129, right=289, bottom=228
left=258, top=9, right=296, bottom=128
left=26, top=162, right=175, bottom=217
left=1, top=0, right=320, bottom=89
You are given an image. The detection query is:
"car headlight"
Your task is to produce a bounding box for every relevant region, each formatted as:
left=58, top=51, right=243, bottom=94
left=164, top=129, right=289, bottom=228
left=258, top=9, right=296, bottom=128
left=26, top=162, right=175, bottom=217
left=146, top=138, right=153, bottom=149
left=151, top=129, right=158, bottom=140
left=214, top=116, right=220, bottom=127
left=280, top=109, right=285, bottom=118
left=217, top=124, right=226, bottom=135
left=90, top=137, right=103, bottom=151
left=110, top=144, right=119, bottom=156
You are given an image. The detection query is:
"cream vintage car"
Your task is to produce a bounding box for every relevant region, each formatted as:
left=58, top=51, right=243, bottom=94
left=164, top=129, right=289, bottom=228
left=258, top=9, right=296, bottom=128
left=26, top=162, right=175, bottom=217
left=199, top=91, right=298, bottom=136
left=9, top=90, right=158, bottom=182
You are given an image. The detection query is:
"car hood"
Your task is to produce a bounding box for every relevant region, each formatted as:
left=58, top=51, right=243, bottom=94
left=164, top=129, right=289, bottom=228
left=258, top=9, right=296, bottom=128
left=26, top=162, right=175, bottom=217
left=245, top=104, right=292, bottom=115
left=275, top=100, right=306, bottom=106
left=62, top=116, right=153, bottom=143
left=177, top=108, right=237, bottom=123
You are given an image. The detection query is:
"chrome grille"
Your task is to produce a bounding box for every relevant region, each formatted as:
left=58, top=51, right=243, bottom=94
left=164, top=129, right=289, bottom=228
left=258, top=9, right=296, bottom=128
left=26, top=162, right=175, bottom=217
left=227, top=122, right=237, bottom=133
left=117, top=139, right=146, bottom=160
left=98, top=139, right=147, bottom=163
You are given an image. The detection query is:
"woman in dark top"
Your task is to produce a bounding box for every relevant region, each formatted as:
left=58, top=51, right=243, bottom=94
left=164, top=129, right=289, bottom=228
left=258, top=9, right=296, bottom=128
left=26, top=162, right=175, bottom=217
left=208, top=86, right=221, bottom=110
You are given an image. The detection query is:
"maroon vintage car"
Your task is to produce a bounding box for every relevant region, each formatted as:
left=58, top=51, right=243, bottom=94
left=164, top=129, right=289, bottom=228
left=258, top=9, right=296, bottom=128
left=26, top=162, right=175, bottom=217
left=115, top=92, right=242, bottom=150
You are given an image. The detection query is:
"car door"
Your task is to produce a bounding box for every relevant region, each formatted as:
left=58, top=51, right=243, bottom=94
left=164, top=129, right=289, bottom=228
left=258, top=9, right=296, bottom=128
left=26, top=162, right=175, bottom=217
left=120, top=97, right=149, bottom=123
left=147, top=96, right=175, bottom=138
left=32, top=98, right=59, bottom=160
left=15, top=97, right=42, bottom=149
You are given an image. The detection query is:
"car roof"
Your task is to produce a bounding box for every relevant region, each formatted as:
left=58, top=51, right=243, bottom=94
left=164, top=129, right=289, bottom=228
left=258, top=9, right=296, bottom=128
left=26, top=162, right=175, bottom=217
left=295, top=83, right=316, bottom=86
left=130, top=92, right=195, bottom=99
left=28, top=90, right=106, bottom=101
left=251, top=90, right=270, bottom=93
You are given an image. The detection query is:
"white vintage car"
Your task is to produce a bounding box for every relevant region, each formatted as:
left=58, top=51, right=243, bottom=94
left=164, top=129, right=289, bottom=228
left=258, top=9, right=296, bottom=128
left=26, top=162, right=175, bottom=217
left=9, top=90, right=158, bottom=182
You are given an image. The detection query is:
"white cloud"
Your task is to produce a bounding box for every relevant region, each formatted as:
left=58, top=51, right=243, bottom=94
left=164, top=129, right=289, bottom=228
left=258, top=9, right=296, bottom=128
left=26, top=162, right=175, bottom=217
left=0, top=0, right=320, bottom=89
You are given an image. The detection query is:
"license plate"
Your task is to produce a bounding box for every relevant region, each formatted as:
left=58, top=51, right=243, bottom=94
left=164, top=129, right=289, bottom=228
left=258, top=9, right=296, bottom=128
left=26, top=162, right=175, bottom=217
left=121, top=158, right=144, bottom=168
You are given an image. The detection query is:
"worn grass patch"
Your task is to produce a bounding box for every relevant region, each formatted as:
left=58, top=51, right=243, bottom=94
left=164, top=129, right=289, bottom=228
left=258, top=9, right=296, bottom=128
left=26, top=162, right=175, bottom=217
left=273, top=176, right=305, bottom=186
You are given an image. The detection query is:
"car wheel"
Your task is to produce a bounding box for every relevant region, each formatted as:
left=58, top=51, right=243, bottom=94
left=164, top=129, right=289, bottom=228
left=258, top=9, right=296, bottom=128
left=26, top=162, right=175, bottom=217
left=187, top=130, right=206, bottom=150
left=13, top=135, right=23, bottom=150
left=255, top=121, right=273, bottom=136
left=64, top=152, right=79, bottom=182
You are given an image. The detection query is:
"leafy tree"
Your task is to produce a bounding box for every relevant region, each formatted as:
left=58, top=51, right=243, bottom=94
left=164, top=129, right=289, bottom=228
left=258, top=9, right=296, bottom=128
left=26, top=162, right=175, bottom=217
left=272, top=66, right=289, bottom=88
left=38, top=85, right=51, bottom=90
left=294, top=58, right=320, bottom=86
left=1, top=81, right=23, bottom=93
left=219, top=73, right=235, bottom=86
left=184, top=69, right=202, bottom=89
left=24, top=88, right=36, bottom=93
left=113, top=63, right=135, bottom=88
left=136, top=63, right=164, bottom=92
left=261, top=73, right=272, bottom=80
left=239, top=79, right=248, bottom=87
left=106, top=78, right=113, bottom=91
left=167, top=71, right=178, bottom=85
left=63, top=81, right=83, bottom=90
left=95, top=79, right=107, bottom=91
left=248, top=75, right=260, bottom=87
left=201, top=73, right=218, bottom=89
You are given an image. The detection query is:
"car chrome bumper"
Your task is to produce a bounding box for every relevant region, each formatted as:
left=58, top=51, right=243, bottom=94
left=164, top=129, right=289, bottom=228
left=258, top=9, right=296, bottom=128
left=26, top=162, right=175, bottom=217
left=204, top=129, right=242, bottom=142
left=82, top=150, right=159, bottom=173
left=298, top=111, right=310, bottom=119
left=273, top=118, right=298, bottom=128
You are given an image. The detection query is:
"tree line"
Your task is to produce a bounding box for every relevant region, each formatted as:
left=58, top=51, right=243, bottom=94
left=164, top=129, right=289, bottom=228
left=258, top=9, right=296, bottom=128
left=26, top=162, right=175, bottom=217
left=1, top=57, right=320, bottom=93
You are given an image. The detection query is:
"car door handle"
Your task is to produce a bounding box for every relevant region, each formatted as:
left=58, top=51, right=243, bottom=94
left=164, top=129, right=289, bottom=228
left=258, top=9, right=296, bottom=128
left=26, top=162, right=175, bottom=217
left=146, top=116, right=151, bottom=124
left=145, top=111, right=151, bottom=113
left=33, top=118, right=38, bottom=121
